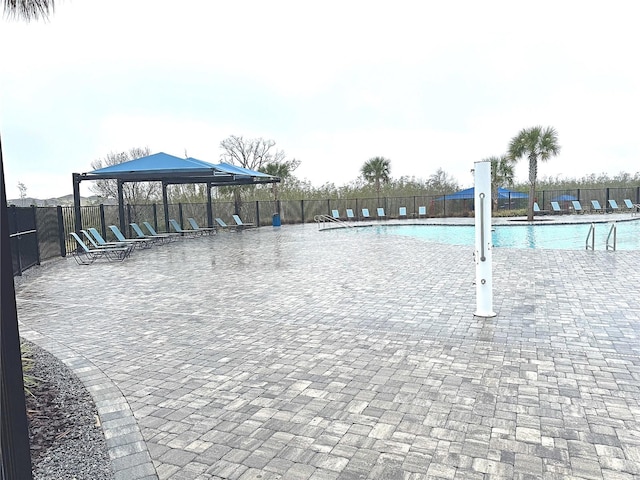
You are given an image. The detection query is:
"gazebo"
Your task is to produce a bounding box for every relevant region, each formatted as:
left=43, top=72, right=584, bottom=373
left=72, top=152, right=279, bottom=233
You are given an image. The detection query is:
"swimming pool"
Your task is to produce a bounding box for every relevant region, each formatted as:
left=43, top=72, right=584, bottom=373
left=365, top=221, right=640, bottom=250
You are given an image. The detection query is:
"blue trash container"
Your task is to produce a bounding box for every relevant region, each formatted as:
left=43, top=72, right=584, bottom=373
left=272, top=213, right=281, bottom=227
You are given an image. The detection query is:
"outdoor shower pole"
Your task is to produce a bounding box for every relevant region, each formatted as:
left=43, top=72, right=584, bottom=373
left=474, top=160, right=496, bottom=317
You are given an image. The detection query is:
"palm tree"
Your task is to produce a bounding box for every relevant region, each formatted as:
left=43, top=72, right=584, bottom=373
left=485, top=155, right=516, bottom=212
left=259, top=159, right=300, bottom=207
left=508, top=126, right=560, bottom=221
left=3, top=0, right=54, bottom=21
left=361, top=156, right=391, bottom=201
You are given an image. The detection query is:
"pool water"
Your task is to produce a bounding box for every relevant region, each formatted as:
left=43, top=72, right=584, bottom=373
left=368, top=221, right=640, bottom=250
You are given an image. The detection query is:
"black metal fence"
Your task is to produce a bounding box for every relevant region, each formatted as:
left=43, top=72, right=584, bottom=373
left=9, top=185, right=640, bottom=276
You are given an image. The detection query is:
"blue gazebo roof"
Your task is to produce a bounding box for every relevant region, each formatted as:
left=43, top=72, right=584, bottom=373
left=84, top=152, right=277, bottom=184
left=90, top=153, right=217, bottom=175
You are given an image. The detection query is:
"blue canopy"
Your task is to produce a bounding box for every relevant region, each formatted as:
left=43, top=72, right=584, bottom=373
left=552, top=194, right=577, bottom=202
left=86, top=152, right=277, bottom=183
left=437, top=187, right=528, bottom=201
left=74, top=151, right=280, bottom=237
left=90, top=152, right=217, bottom=175
left=210, top=162, right=274, bottom=178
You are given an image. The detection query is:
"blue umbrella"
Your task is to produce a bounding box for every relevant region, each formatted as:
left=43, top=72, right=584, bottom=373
left=552, top=194, right=577, bottom=202
left=437, top=187, right=528, bottom=201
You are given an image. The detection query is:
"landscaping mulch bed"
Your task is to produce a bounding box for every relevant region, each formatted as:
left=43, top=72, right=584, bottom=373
left=23, top=340, right=114, bottom=480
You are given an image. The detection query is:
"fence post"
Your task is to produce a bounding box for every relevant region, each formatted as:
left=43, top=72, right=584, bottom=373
left=10, top=206, right=23, bottom=275
left=301, top=200, right=305, bottom=224
left=57, top=206, right=67, bottom=257
left=255, top=201, right=260, bottom=227
left=99, top=204, right=106, bottom=240
left=31, top=205, right=40, bottom=266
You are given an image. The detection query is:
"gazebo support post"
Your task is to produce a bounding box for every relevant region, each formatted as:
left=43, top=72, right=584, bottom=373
left=206, top=183, right=213, bottom=228
left=72, top=173, right=82, bottom=235
left=162, top=182, right=170, bottom=233
left=117, top=180, right=126, bottom=234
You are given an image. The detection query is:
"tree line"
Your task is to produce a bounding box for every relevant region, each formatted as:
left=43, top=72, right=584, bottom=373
left=86, top=130, right=639, bottom=213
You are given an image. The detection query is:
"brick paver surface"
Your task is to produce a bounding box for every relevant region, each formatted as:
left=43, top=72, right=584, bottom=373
left=16, top=220, right=640, bottom=479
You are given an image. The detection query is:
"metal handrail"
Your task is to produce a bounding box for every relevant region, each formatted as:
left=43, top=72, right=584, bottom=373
left=9, top=229, right=37, bottom=238
left=585, top=223, right=595, bottom=250
left=606, top=222, right=617, bottom=251
left=314, top=214, right=354, bottom=229
left=479, top=193, right=486, bottom=261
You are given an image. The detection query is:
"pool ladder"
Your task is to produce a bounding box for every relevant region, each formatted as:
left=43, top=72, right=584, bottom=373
left=585, top=222, right=617, bottom=250
left=314, top=214, right=354, bottom=229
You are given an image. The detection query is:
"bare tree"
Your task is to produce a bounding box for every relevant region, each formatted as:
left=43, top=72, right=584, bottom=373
left=219, top=135, right=286, bottom=170
left=427, top=168, right=459, bottom=195
left=90, top=147, right=160, bottom=204
left=17, top=181, right=27, bottom=206
left=219, top=135, right=288, bottom=213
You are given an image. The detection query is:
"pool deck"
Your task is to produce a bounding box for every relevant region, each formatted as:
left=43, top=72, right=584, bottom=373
left=15, top=217, right=640, bottom=480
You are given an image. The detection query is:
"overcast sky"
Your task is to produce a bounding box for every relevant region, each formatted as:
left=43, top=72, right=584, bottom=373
left=1, top=1, right=639, bottom=199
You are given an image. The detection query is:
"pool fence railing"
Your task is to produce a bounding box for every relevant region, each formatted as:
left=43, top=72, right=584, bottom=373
left=7, top=185, right=640, bottom=276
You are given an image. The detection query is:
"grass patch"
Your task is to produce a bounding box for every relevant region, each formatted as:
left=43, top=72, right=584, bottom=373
left=21, top=341, right=40, bottom=397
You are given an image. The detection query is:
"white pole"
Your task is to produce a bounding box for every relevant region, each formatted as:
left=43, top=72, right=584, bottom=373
left=474, top=160, right=496, bottom=317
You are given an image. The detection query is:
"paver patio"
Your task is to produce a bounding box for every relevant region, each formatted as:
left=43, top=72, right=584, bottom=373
left=15, top=219, right=640, bottom=479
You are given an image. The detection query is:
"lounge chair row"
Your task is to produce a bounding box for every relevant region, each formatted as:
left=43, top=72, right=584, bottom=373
left=168, top=215, right=255, bottom=234
left=70, top=225, right=147, bottom=265
left=534, top=199, right=640, bottom=215
left=332, top=207, right=428, bottom=221
left=69, top=216, right=256, bottom=265
left=70, top=221, right=192, bottom=264
left=215, top=215, right=255, bottom=231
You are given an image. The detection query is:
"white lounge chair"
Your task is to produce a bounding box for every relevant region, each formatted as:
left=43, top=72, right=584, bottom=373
left=108, top=225, right=154, bottom=248
left=69, top=232, right=132, bottom=265
left=624, top=199, right=640, bottom=214
left=571, top=200, right=584, bottom=214
left=188, top=218, right=216, bottom=235
left=533, top=202, right=541, bottom=213
left=169, top=219, right=200, bottom=236
left=232, top=214, right=256, bottom=229
left=215, top=218, right=237, bottom=231
left=590, top=200, right=604, bottom=213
